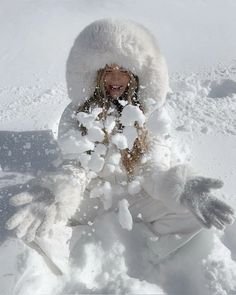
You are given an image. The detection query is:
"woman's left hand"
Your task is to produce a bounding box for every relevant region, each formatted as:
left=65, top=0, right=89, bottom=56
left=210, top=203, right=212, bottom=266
left=180, top=177, right=235, bottom=230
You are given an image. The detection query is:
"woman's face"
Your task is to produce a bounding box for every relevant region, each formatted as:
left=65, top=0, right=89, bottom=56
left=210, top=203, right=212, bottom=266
left=104, top=64, right=130, bottom=99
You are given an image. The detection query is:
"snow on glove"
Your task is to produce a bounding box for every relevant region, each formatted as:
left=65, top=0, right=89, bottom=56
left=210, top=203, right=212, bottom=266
left=180, top=177, right=235, bottom=230
left=6, top=185, right=57, bottom=242
left=5, top=164, right=87, bottom=242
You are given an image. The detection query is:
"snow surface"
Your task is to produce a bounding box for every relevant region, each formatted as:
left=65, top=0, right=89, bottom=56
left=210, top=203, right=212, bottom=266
left=0, top=0, right=236, bottom=294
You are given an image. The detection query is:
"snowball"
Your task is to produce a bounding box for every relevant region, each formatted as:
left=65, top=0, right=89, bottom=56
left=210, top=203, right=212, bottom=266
left=117, top=99, right=128, bottom=107
left=118, top=199, right=133, bottom=231
left=104, top=163, right=116, bottom=173
left=137, top=213, right=143, bottom=219
left=140, top=155, right=148, bottom=164
left=88, top=153, right=105, bottom=172
left=123, top=126, right=138, bottom=150
left=78, top=153, right=91, bottom=168
left=93, top=119, right=103, bottom=130
left=108, top=152, right=121, bottom=165
left=60, top=129, right=95, bottom=155
left=102, top=181, right=113, bottom=210
left=128, top=179, right=141, bottom=195
left=146, top=108, right=171, bottom=136
left=94, top=144, right=107, bottom=156
left=74, top=137, right=94, bottom=154
left=120, top=105, right=146, bottom=127
left=91, top=107, right=103, bottom=118
left=77, top=108, right=103, bottom=130
left=76, top=112, right=95, bottom=129
left=87, top=126, right=105, bottom=142
left=111, top=133, right=128, bottom=149
left=104, top=115, right=116, bottom=134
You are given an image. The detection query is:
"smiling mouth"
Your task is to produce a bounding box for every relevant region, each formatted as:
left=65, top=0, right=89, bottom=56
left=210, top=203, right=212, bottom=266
left=109, top=85, right=123, bottom=91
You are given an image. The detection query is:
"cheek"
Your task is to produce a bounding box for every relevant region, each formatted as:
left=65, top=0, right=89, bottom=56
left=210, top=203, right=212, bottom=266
left=123, top=80, right=129, bottom=87
left=123, top=76, right=131, bottom=87
left=103, top=77, right=109, bottom=86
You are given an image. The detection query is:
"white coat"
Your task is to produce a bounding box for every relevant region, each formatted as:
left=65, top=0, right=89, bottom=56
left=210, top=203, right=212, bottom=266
left=58, top=19, right=202, bottom=260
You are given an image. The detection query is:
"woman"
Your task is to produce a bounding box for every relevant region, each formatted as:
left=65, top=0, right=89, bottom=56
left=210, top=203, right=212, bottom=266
left=6, top=19, right=235, bottom=294
left=58, top=18, right=234, bottom=244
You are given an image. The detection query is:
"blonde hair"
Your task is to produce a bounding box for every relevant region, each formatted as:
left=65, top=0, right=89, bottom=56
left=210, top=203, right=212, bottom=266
left=77, top=66, right=149, bottom=178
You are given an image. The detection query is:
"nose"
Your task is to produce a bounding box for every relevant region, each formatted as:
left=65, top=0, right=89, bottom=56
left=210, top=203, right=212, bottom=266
left=110, top=71, right=122, bottom=83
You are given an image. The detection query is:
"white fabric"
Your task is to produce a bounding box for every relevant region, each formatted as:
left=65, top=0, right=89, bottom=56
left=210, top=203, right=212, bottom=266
left=66, top=19, right=169, bottom=110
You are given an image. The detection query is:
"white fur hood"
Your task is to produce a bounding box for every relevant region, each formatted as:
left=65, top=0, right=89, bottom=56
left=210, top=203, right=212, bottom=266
left=66, top=19, right=169, bottom=111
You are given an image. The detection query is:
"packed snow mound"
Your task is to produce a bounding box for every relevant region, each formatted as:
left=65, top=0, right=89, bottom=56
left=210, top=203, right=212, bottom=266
left=168, top=64, right=236, bottom=136
left=202, top=235, right=236, bottom=295
left=208, top=79, right=236, bottom=98
left=0, top=84, right=67, bottom=135
left=61, top=214, right=166, bottom=294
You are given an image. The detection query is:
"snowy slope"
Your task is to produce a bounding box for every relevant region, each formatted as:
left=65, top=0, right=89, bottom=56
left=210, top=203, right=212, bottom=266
left=0, top=0, right=236, bottom=294
left=1, top=0, right=236, bottom=86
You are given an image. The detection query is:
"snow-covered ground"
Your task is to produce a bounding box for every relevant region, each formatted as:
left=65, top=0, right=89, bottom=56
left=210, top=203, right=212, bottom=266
left=0, top=0, right=236, bottom=294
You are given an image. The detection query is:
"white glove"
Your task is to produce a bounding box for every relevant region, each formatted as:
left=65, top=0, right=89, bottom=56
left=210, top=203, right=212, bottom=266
left=180, top=177, right=235, bottom=230
left=5, top=164, right=87, bottom=242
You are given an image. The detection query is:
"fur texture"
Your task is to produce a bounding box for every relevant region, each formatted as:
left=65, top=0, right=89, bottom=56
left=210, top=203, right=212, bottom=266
left=66, top=19, right=169, bottom=111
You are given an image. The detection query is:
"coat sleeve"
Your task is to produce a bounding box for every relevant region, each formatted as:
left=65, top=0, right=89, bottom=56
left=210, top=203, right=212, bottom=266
left=141, top=106, right=193, bottom=212
left=57, top=103, right=93, bottom=191
left=58, top=103, right=95, bottom=161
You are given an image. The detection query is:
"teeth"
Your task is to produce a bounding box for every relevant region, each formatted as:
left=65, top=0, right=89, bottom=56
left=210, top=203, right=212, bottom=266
left=111, top=86, right=121, bottom=90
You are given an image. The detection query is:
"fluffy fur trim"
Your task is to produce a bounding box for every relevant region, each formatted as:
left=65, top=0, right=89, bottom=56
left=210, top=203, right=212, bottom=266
left=66, top=18, right=169, bottom=111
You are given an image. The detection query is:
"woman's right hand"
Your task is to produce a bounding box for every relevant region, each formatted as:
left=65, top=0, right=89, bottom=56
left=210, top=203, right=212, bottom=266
left=5, top=183, right=58, bottom=242
left=5, top=164, right=86, bottom=242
